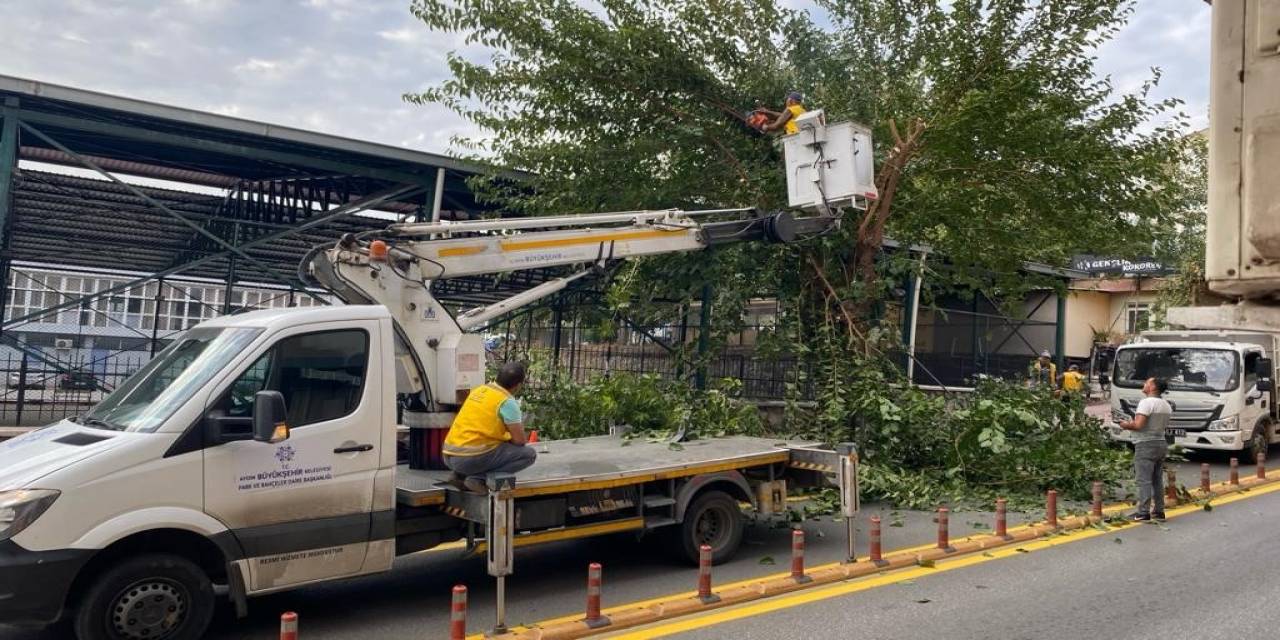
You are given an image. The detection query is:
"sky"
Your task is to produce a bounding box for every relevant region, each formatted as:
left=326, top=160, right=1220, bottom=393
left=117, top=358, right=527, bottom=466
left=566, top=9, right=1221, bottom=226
left=0, top=0, right=1211, bottom=158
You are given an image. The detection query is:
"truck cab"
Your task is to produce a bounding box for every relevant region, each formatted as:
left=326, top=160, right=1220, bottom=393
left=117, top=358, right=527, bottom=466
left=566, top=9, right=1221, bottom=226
left=0, top=305, right=402, bottom=639
left=1105, top=331, right=1278, bottom=457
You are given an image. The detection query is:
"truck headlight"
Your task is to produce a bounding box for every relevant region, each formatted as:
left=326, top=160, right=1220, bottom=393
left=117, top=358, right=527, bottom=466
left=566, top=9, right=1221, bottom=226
left=0, top=489, right=60, bottom=542
left=1207, top=415, right=1240, bottom=432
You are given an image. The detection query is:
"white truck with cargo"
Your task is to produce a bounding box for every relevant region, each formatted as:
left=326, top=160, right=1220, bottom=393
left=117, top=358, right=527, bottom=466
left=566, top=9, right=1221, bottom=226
left=0, top=116, right=873, bottom=640
left=1105, top=330, right=1278, bottom=457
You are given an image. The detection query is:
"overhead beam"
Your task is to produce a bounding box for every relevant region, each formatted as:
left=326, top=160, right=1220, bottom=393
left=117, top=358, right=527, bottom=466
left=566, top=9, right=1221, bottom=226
left=12, top=108, right=446, bottom=188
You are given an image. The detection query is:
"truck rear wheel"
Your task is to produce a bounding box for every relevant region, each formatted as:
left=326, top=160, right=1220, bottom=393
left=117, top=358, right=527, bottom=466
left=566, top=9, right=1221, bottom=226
left=672, top=490, right=744, bottom=565
left=73, top=553, right=214, bottom=640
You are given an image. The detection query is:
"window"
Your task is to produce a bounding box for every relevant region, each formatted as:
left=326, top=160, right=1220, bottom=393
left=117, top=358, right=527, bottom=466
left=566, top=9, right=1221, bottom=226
left=1126, top=303, right=1151, bottom=334
left=214, top=329, right=368, bottom=427
left=1245, top=351, right=1261, bottom=389
left=83, top=327, right=264, bottom=432
left=1114, top=347, right=1239, bottom=392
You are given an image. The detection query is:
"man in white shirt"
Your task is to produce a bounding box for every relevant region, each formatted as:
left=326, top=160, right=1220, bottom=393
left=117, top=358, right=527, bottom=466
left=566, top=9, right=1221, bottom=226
left=1118, top=377, right=1172, bottom=521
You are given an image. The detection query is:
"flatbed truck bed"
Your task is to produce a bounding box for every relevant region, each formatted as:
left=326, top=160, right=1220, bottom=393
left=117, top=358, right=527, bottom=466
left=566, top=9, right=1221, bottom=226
left=395, top=434, right=810, bottom=506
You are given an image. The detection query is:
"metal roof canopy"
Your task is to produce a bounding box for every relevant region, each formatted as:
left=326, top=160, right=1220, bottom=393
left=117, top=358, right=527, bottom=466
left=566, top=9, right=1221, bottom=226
left=0, top=75, right=529, bottom=324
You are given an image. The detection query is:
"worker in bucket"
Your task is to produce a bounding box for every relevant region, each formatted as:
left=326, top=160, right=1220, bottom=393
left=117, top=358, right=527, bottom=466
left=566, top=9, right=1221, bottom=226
left=443, top=361, right=537, bottom=493
left=1029, top=349, right=1057, bottom=390
left=1117, top=377, right=1172, bottom=521
left=755, top=91, right=807, bottom=135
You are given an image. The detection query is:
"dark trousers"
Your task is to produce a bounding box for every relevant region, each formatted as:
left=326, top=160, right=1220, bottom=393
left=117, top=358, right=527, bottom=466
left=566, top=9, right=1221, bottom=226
left=444, top=443, right=537, bottom=480
left=1133, top=440, right=1167, bottom=516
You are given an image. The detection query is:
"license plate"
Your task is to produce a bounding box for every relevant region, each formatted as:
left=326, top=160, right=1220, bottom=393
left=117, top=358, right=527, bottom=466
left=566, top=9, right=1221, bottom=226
left=1166, top=428, right=1186, bottom=438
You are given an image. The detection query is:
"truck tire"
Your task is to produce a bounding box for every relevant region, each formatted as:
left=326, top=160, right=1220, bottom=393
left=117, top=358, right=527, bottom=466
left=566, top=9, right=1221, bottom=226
left=72, top=553, right=215, bottom=640
left=672, top=490, right=744, bottom=565
left=1246, top=423, right=1270, bottom=462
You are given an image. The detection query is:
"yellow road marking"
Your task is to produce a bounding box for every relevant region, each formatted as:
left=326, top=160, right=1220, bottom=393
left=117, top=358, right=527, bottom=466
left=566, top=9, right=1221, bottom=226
left=466, top=507, right=1112, bottom=639
left=597, top=481, right=1280, bottom=639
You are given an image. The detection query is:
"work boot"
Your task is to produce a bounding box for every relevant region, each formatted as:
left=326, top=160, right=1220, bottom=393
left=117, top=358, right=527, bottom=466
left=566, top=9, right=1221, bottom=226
left=443, top=472, right=467, bottom=491
left=463, top=477, right=489, bottom=494
left=1152, top=512, right=1167, bottom=522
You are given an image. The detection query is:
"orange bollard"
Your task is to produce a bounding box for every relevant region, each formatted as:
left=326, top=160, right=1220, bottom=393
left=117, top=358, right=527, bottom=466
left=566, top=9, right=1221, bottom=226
left=1201, top=463, right=1211, bottom=493
left=1258, top=452, right=1267, bottom=480
left=280, top=612, right=298, bottom=640
left=869, top=515, right=886, bottom=565
left=1046, top=489, right=1058, bottom=528
left=936, top=507, right=951, bottom=550
left=995, top=498, right=1009, bottom=538
left=697, top=544, right=719, bottom=603
left=449, top=585, right=467, bottom=640
left=528, top=430, right=539, bottom=444
left=584, top=563, right=608, bottom=628
left=1091, top=482, right=1103, bottom=518
left=1231, top=457, right=1240, bottom=485
left=790, top=529, right=811, bottom=583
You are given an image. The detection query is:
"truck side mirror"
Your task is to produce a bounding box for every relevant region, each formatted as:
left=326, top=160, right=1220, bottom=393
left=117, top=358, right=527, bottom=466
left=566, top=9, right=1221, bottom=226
left=1257, top=359, right=1273, bottom=392
left=1259, top=378, right=1274, bottom=393
left=252, top=390, right=290, bottom=444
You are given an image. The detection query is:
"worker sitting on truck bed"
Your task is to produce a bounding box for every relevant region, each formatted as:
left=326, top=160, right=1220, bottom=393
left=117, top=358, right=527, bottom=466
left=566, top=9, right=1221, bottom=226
left=443, top=361, right=537, bottom=493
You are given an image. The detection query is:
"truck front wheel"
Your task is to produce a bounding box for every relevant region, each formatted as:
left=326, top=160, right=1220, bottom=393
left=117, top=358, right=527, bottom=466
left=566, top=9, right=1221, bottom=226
left=673, top=490, right=745, bottom=565
left=1246, top=423, right=1270, bottom=462
left=73, top=553, right=214, bottom=640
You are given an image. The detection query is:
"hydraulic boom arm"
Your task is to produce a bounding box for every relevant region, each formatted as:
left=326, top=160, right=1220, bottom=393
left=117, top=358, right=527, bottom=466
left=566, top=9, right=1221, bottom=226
left=305, top=206, right=834, bottom=408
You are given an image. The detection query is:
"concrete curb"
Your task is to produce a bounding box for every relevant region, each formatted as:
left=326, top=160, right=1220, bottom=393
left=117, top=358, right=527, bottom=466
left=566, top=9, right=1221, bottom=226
left=489, top=471, right=1277, bottom=640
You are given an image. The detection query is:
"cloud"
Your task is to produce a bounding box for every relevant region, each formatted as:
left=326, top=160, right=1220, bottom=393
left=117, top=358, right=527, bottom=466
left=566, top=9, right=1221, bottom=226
left=0, top=0, right=1211, bottom=160
left=378, top=28, right=419, bottom=43
left=233, top=58, right=280, bottom=73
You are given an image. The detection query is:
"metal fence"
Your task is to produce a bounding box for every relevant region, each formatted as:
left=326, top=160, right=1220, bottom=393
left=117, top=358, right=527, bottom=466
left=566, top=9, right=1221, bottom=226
left=0, top=264, right=329, bottom=426
left=497, top=344, right=815, bottom=401
left=0, top=352, right=149, bottom=426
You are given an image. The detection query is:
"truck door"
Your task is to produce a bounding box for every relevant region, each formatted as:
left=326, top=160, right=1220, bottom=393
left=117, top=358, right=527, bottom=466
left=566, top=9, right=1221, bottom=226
left=202, top=321, right=385, bottom=592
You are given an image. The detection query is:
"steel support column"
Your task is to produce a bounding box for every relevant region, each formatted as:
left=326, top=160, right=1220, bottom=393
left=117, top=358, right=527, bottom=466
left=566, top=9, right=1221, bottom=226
left=970, top=295, right=981, bottom=378
left=551, top=296, right=564, bottom=378
left=223, top=256, right=237, bottom=314
left=151, top=278, right=164, bottom=356
left=0, top=99, right=20, bottom=340
left=696, top=284, right=712, bottom=390
left=1055, top=291, right=1067, bottom=372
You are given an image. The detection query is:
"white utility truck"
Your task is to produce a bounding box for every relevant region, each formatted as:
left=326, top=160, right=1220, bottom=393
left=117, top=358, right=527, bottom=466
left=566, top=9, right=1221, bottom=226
left=1105, top=330, right=1278, bottom=456
left=0, top=115, right=873, bottom=640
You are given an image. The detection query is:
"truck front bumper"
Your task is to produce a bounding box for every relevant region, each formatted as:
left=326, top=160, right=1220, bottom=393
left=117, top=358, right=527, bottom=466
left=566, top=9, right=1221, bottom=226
left=0, top=540, right=92, bottom=626
left=1171, top=430, right=1245, bottom=451
left=1104, top=424, right=1245, bottom=451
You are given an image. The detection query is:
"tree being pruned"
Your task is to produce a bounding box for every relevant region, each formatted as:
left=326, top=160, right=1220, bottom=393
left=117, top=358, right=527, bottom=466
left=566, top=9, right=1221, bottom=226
left=408, top=0, right=1195, bottom=337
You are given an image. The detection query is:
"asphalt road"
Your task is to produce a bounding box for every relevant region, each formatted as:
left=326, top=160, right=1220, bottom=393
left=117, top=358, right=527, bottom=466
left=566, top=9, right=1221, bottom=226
left=667, top=480, right=1280, bottom=640
left=0, top=450, right=1264, bottom=640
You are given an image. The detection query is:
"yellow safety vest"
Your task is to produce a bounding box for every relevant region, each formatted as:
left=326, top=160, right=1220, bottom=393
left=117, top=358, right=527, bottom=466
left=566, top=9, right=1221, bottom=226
left=1062, top=371, right=1085, bottom=393
left=784, top=104, right=806, bottom=135
left=443, top=383, right=512, bottom=456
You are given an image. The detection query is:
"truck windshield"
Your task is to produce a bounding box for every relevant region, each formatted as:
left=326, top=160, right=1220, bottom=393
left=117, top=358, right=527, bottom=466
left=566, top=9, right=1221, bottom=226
left=1114, top=347, right=1240, bottom=392
left=80, top=327, right=262, bottom=432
